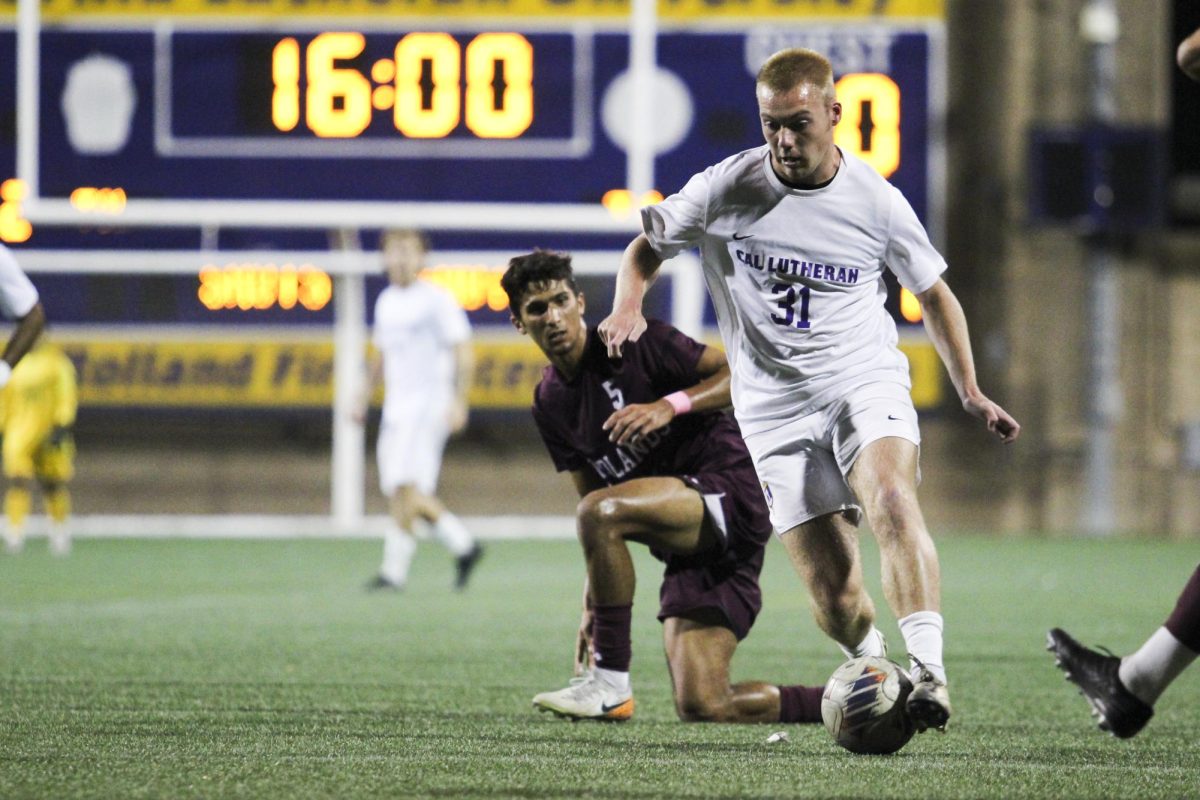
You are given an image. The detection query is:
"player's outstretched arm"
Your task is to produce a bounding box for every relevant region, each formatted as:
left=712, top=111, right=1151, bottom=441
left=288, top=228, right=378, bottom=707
left=352, top=351, right=383, bottom=425
left=916, top=279, right=1020, bottom=443
left=0, top=302, right=45, bottom=387
left=603, top=346, right=731, bottom=447
left=447, top=340, right=475, bottom=433
left=1179, top=27, right=1200, bottom=82
left=568, top=469, right=606, bottom=675
left=598, top=235, right=663, bottom=357
left=574, top=575, right=595, bottom=676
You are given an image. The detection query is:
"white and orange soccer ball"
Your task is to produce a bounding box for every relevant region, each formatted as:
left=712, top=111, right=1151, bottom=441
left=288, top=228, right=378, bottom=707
left=821, top=656, right=916, bottom=755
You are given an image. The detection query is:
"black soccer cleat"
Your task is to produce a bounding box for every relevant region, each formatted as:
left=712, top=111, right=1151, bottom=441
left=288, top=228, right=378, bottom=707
left=454, top=543, right=484, bottom=591
left=1046, top=627, right=1153, bottom=739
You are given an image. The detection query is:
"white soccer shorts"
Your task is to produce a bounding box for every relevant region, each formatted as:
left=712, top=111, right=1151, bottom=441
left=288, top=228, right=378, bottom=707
left=376, top=402, right=450, bottom=496
left=742, top=380, right=921, bottom=534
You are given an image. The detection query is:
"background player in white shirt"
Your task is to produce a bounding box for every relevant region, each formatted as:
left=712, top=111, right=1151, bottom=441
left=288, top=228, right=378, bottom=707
left=0, top=244, right=45, bottom=391
left=354, top=229, right=483, bottom=591
left=600, top=48, right=1020, bottom=734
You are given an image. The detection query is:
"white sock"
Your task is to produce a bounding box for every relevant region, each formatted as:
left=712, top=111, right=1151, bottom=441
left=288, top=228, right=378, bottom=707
left=899, top=610, right=946, bottom=683
left=48, top=523, right=71, bottom=556
left=433, top=512, right=474, bottom=558
left=839, top=626, right=887, bottom=660
left=594, top=666, right=630, bottom=692
left=1119, top=626, right=1198, bottom=706
left=380, top=524, right=417, bottom=585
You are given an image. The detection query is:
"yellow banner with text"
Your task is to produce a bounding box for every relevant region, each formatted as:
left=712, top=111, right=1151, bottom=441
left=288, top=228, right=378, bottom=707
left=2, top=0, right=944, bottom=20
left=57, top=336, right=942, bottom=411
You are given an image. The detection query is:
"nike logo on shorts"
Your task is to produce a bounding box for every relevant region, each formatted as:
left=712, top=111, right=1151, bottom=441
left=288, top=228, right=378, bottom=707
left=888, top=415, right=902, bottom=421
left=732, top=233, right=754, bottom=240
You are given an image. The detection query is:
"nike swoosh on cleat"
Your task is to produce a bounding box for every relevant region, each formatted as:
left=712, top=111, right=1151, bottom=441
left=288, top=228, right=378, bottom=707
left=600, top=700, right=629, bottom=713
left=732, top=233, right=754, bottom=240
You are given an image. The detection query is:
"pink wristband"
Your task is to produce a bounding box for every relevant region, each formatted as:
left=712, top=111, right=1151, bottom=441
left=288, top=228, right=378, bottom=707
left=663, top=390, right=692, bottom=416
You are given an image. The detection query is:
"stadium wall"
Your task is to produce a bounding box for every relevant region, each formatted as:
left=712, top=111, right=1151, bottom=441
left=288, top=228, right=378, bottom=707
left=945, top=0, right=1200, bottom=537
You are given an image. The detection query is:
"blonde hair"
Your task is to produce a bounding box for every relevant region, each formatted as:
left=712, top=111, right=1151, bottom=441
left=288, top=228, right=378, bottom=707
left=755, top=48, right=836, bottom=101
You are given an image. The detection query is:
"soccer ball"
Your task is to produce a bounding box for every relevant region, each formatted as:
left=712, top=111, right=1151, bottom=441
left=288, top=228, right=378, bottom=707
left=821, top=656, right=916, bottom=755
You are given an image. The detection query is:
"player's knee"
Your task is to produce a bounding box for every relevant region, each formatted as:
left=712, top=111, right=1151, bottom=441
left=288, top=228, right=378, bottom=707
left=576, top=492, right=626, bottom=543
left=674, top=691, right=729, bottom=723
left=862, top=483, right=918, bottom=532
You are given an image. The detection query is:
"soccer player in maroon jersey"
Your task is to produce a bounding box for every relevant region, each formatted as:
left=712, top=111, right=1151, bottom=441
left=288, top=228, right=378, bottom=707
left=1045, top=38, right=1200, bottom=738
left=501, top=249, right=827, bottom=724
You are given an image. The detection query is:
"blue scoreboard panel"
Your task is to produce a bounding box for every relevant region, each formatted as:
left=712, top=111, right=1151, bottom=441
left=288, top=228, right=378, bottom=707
left=2, top=21, right=941, bottom=223
left=0, top=3, right=947, bottom=410
left=0, top=6, right=944, bottom=335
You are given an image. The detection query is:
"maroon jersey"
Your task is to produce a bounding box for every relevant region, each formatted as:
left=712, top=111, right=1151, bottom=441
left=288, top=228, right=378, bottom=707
left=533, top=320, right=773, bottom=641
left=533, top=321, right=753, bottom=484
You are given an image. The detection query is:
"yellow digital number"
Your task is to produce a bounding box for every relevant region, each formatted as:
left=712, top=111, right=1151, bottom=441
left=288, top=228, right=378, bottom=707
left=198, top=265, right=332, bottom=312
left=297, top=268, right=333, bottom=311
left=465, top=33, right=534, bottom=139
left=394, top=32, right=461, bottom=139
left=834, top=73, right=901, bottom=178
left=272, top=38, right=301, bottom=133
left=271, top=31, right=538, bottom=141
left=306, top=32, right=372, bottom=139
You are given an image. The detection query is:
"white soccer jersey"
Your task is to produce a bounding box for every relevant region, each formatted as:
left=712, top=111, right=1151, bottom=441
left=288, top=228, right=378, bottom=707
left=372, top=280, right=470, bottom=425
left=643, top=145, right=946, bottom=437
left=0, top=244, right=39, bottom=320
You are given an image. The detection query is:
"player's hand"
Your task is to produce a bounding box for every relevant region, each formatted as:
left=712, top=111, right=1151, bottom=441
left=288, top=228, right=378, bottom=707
left=603, top=400, right=674, bottom=447
left=597, top=308, right=648, bottom=359
left=963, top=392, right=1021, bottom=443
left=574, top=608, right=595, bottom=677
left=446, top=399, right=469, bottom=434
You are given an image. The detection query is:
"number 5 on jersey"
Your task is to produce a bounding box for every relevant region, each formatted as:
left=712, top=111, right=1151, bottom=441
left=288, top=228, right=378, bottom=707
left=769, top=282, right=812, bottom=330
left=602, top=380, right=626, bottom=410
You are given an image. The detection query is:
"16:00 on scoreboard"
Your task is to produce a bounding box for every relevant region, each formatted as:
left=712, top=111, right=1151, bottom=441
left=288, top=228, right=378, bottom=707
left=270, top=31, right=536, bottom=140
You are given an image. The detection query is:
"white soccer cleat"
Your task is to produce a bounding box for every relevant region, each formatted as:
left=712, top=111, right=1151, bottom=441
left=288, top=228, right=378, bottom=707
left=905, top=657, right=952, bottom=733
left=532, top=674, right=635, bottom=722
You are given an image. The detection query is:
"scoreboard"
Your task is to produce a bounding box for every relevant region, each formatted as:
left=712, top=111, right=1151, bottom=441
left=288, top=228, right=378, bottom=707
left=0, top=1, right=948, bottom=414
left=1, top=4, right=944, bottom=228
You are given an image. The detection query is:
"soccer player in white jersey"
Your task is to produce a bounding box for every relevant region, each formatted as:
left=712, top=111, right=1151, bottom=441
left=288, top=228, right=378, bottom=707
left=599, top=49, right=1020, bottom=734
left=0, top=243, right=47, bottom=554
left=0, top=245, right=45, bottom=390
left=354, top=229, right=483, bottom=591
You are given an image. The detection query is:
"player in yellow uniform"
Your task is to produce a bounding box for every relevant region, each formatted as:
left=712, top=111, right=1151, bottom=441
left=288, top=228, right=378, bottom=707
left=1, top=338, right=78, bottom=555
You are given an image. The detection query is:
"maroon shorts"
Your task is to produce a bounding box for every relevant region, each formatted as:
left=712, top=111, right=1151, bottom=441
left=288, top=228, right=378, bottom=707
left=654, top=460, right=773, bottom=641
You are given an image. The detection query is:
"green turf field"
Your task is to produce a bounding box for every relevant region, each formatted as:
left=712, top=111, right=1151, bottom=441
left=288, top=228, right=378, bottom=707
left=1, top=532, right=1197, bottom=798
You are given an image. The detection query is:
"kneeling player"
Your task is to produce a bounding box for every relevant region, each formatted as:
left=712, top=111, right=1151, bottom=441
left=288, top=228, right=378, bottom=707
left=502, top=250, right=826, bottom=724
